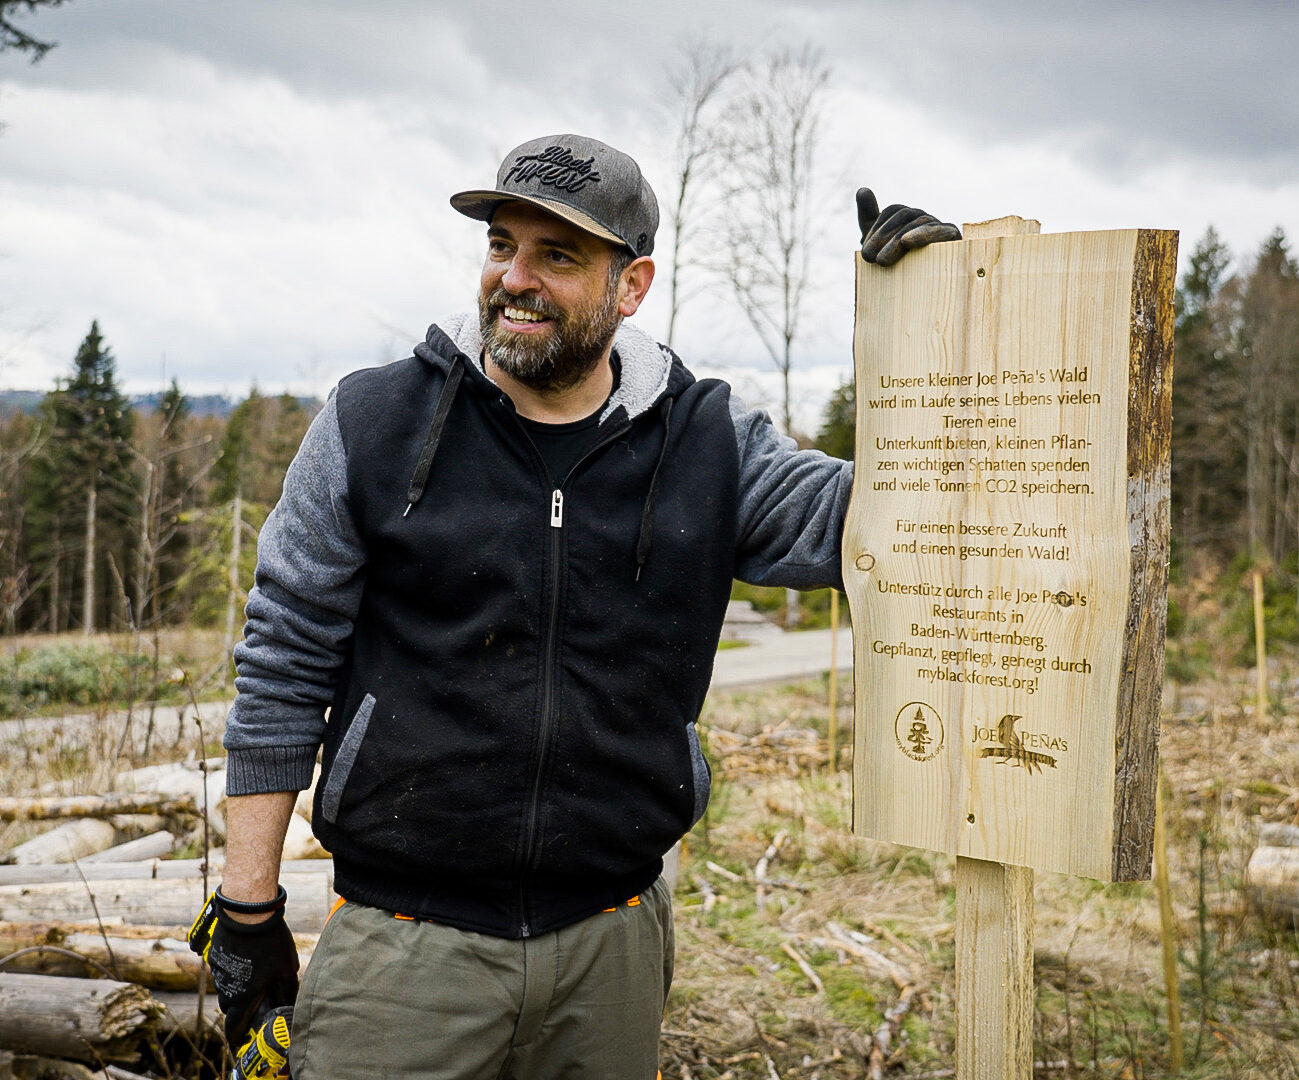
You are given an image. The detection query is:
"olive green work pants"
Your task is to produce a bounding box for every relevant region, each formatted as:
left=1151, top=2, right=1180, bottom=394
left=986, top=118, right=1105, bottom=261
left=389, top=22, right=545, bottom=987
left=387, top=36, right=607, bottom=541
left=290, top=877, right=674, bottom=1079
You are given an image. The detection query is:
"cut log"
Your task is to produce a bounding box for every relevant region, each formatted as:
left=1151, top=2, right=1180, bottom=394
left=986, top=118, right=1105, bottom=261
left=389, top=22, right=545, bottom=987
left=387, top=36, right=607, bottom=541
left=282, top=812, right=327, bottom=860
left=112, top=760, right=225, bottom=792
left=0, top=921, right=318, bottom=990
left=0, top=973, right=163, bottom=1063
left=0, top=794, right=199, bottom=825
left=1257, top=823, right=1299, bottom=848
left=0, top=1053, right=103, bottom=1080
left=106, top=815, right=167, bottom=838
left=293, top=763, right=322, bottom=823
left=0, top=923, right=211, bottom=990
left=1245, top=845, right=1299, bottom=926
left=0, top=856, right=334, bottom=888
left=154, top=990, right=222, bottom=1036
left=5, top=822, right=117, bottom=866
left=79, top=832, right=176, bottom=864
left=0, top=872, right=335, bottom=932
left=113, top=763, right=226, bottom=837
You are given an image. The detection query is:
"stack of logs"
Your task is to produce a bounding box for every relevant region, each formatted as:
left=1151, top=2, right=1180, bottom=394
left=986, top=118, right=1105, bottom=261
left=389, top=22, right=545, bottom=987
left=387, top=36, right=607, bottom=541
left=1245, top=822, right=1299, bottom=928
left=0, top=760, right=332, bottom=1078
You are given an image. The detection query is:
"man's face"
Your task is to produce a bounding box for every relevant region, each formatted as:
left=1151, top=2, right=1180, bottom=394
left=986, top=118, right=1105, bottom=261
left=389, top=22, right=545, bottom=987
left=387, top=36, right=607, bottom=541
left=478, top=202, right=625, bottom=394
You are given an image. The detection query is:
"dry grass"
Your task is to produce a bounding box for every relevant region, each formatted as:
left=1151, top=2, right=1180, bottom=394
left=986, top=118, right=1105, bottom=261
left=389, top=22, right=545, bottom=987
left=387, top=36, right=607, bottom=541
left=664, top=667, right=1299, bottom=1079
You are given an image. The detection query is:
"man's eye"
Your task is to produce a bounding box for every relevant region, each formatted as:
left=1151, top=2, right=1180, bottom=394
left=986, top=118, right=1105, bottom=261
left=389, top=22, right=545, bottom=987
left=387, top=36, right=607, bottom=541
left=547, top=250, right=573, bottom=265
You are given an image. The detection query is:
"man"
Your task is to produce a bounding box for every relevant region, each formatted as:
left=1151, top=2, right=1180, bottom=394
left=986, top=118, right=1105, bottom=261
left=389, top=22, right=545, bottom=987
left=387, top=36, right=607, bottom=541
left=208, top=134, right=958, bottom=1079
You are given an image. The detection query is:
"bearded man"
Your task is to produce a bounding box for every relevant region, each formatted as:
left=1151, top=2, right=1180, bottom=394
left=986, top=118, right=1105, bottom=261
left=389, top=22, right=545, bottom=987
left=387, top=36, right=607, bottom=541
left=207, top=134, right=959, bottom=1079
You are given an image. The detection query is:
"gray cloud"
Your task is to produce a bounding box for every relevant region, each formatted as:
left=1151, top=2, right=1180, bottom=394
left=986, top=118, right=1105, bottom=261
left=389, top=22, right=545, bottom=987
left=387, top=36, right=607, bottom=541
left=815, top=0, right=1299, bottom=180
left=9, top=0, right=1293, bottom=179
left=1, top=0, right=1295, bottom=401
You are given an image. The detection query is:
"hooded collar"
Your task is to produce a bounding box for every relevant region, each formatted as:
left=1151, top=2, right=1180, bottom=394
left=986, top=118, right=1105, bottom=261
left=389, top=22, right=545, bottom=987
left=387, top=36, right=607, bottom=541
left=420, top=313, right=684, bottom=423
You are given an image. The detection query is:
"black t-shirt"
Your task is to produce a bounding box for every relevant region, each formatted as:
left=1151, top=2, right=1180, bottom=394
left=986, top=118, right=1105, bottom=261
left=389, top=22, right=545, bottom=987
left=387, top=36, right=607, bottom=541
left=516, top=355, right=620, bottom=483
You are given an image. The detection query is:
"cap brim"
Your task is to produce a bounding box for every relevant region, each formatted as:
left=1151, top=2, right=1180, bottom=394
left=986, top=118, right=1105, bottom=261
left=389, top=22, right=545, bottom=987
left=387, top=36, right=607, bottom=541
left=450, top=190, right=627, bottom=250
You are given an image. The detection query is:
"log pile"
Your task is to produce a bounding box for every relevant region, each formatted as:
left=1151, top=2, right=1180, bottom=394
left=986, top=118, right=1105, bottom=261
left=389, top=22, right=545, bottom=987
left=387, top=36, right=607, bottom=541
left=0, top=757, right=331, bottom=1076
left=1246, top=822, right=1299, bottom=928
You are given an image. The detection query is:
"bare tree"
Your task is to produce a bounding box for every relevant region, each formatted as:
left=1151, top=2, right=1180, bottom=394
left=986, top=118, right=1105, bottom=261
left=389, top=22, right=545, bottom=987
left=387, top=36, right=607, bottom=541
left=716, top=43, right=830, bottom=437
left=661, top=38, right=739, bottom=351
left=0, top=411, right=44, bottom=634
left=715, top=44, right=831, bottom=628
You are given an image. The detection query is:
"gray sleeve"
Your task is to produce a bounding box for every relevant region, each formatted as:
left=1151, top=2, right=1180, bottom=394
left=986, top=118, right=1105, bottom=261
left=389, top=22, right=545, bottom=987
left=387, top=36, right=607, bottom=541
left=223, top=389, right=367, bottom=796
left=730, top=393, right=854, bottom=591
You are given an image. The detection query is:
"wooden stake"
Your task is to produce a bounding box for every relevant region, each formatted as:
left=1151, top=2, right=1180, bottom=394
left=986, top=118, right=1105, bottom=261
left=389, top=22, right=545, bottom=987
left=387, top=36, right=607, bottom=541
left=1253, top=568, right=1268, bottom=716
left=954, top=856, right=1034, bottom=1080
left=949, top=216, right=1042, bottom=1080
left=1154, top=777, right=1184, bottom=1072
left=828, top=589, right=840, bottom=770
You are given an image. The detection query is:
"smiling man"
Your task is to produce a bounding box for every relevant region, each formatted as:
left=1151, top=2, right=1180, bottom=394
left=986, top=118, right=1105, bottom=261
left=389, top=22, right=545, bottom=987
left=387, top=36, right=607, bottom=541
left=208, top=134, right=959, bottom=1079
left=478, top=201, right=653, bottom=417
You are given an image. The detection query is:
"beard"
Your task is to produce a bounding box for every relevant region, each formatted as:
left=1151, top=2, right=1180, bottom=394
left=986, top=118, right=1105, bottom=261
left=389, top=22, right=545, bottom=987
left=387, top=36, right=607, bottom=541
left=479, top=273, right=622, bottom=394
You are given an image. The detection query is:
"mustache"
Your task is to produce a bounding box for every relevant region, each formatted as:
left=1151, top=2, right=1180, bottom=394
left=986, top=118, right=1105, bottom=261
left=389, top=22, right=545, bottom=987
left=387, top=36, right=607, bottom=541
left=483, top=288, right=563, bottom=321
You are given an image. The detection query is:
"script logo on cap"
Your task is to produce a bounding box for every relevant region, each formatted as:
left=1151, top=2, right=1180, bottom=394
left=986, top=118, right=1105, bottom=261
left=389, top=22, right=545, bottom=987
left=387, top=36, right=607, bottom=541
left=503, top=145, right=604, bottom=194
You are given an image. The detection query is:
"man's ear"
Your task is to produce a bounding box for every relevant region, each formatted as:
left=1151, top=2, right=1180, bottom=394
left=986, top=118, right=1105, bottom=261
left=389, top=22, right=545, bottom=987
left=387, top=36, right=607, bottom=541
left=618, top=257, right=655, bottom=317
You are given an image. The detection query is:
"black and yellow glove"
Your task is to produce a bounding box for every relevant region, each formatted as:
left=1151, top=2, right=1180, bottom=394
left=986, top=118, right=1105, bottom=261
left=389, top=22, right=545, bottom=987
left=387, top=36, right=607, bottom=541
left=857, top=187, right=962, bottom=266
left=189, top=887, right=299, bottom=1048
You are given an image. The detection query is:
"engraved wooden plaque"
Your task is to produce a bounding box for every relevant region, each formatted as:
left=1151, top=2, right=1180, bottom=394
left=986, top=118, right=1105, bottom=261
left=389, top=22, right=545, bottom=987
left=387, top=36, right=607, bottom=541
left=845, top=224, right=1176, bottom=882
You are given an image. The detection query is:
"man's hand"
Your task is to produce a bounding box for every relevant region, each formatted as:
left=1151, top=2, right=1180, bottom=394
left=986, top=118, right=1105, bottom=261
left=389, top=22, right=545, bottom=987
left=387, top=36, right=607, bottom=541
left=206, top=902, right=300, bottom=1047
left=857, top=188, right=961, bottom=266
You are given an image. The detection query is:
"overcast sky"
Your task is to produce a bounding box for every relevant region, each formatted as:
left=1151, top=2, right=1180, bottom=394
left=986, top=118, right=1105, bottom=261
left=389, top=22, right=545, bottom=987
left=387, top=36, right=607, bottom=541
left=2, top=1, right=1296, bottom=431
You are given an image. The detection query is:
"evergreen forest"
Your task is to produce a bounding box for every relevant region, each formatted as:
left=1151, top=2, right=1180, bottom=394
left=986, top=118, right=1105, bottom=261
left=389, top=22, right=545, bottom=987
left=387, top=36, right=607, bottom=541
left=2, top=225, right=1297, bottom=663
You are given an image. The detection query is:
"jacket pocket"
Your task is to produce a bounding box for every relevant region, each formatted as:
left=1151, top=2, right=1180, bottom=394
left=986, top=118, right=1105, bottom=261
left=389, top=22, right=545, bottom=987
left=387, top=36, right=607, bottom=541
left=686, top=721, right=711, bottom=828
left=320, top=693, right=376, bottom=824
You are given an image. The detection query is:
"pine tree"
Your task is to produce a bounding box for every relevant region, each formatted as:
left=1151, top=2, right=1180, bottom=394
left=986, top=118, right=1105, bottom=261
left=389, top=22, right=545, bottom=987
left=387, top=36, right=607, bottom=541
left=134, top=379, right=204, bottom=627
left=25, top=321, right=137, bottom=633
left=0, top=408, right=41, bottom=634
left=1238, top=229, right=1299, bottom=566
left=1170, top=228, right=1243, bottom=562
left=815, top=378, right=856, bottom=461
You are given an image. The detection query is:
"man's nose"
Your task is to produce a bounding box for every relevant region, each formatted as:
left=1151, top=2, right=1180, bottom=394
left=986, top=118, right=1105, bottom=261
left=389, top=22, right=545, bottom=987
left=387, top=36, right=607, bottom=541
left=500, top=252, right=541, bottom=294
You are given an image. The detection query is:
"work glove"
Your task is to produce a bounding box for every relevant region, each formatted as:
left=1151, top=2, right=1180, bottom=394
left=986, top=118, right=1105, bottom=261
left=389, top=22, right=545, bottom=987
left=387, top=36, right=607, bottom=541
left=192, top=897, right=300, bottom=1048
left=857, top=188, right=962, bottom=266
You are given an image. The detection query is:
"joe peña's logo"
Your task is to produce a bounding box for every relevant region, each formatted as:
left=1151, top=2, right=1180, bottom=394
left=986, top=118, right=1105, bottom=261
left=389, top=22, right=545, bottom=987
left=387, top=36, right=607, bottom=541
left=973, top=714, right=1067, bottom=774
left=504, top=145, right=603, bottom=193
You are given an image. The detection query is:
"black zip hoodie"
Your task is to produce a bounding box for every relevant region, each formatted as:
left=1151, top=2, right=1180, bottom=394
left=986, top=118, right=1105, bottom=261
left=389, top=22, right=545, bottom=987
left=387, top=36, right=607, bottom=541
left=225, top=315, right=852, bottom=939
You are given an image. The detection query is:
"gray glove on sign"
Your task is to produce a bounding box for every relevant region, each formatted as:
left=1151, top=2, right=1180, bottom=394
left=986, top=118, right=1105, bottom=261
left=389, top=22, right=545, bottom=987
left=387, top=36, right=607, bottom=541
left=857, top=188, right=962, bottom=266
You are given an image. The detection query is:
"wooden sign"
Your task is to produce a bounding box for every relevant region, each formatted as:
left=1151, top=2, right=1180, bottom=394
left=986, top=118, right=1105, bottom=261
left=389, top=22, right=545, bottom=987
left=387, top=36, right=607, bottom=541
left=845, top=220, right=1176, bottom=882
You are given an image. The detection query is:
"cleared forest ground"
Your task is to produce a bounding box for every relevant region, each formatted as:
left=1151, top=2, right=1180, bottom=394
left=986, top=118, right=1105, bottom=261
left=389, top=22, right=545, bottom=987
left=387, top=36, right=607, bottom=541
left=1, top=636, right=1298, bottom=1078
left=663, top=672, right=1299, bottom=1079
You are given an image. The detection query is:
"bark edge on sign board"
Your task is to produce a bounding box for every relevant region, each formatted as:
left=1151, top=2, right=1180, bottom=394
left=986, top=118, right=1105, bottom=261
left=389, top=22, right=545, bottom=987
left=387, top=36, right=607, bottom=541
left=1112, top=229, right=1176, bottom=882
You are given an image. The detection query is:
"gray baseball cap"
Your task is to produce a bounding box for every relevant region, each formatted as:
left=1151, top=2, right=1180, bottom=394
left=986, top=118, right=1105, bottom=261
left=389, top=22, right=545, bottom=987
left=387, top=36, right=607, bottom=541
left=451, top=134, right=658, bottom=257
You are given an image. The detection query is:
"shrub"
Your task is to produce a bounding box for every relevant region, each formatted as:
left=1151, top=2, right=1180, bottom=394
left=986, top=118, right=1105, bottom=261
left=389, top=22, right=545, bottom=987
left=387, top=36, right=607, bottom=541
left=0, top=644, right=164, bottom=717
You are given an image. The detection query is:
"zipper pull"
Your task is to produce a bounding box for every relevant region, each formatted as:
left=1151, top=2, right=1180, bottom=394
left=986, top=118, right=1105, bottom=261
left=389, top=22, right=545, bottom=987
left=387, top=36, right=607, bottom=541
left=550, top=489, right=564, bottom=528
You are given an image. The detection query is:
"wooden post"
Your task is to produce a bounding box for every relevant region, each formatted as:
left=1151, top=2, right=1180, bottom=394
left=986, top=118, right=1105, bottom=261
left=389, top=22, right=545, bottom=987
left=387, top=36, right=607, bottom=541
left=844, top=212, right=1175, bottom=1075
left=1253, top=568, right=1268, bottom=716
left=828, top=589, right=840, bottom=770
left=955, top=857, right=1034, bottom=1078
left=954, top=217, right=1039, bottom=1080
left=1154, top=776, right=1184, bottom=1071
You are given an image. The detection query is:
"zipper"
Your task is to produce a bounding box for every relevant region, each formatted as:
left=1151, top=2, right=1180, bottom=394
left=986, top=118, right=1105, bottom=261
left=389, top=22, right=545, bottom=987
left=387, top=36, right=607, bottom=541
left=513, top=416, right=631, bottom=937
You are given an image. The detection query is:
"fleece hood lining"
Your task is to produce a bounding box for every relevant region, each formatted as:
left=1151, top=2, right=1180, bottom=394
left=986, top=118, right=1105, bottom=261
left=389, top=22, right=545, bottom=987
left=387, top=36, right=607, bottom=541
left=432, top=313, right=675, bottom=423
